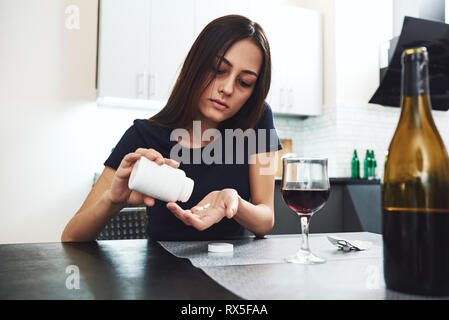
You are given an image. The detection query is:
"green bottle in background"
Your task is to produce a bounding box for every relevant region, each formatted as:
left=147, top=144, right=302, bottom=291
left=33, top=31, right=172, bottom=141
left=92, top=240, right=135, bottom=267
left=363, top=149, right=371, bottom=179
left=371, top=150, right=377, bottom=179
left=351, top=150, right=360, bottom=179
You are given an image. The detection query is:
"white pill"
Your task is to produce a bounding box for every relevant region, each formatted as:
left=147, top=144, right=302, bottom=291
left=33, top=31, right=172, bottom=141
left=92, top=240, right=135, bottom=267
left=196, top=206, right=204, bottom=211
left=203, top=203, right=211, bottom=209
left=208, top=243, right=233, bottom=253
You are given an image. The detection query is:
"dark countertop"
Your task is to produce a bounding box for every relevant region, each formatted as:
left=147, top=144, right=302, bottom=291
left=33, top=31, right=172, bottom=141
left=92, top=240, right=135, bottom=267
left=329, top=177, right=381, bottom=184
left=2, top=235, right=443, bottom=301
left=0, top=240, right=240, bottom=300
left=275, top=177, right=381, bottom=185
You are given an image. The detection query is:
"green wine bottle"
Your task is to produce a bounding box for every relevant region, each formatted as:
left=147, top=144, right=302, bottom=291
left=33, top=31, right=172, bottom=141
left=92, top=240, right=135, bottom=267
left=351, top=150, right=360, bottom=179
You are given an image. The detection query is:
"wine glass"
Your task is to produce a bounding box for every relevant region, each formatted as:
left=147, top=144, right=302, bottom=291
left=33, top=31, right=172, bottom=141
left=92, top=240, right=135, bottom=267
left=281, top=156, right=330, bottom=264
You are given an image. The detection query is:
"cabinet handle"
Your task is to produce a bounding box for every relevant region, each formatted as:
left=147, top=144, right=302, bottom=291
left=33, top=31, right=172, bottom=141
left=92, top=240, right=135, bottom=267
left=279, top=87, right=285, bottom=109
left=288, top=88, right=293, bottom=108
left=148, top=73, right=157, bottom=98
left=136, top=72, right=146, bottom=99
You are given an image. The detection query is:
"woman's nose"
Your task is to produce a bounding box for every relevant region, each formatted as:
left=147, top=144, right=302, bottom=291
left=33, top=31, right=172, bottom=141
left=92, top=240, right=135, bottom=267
left=219, top=76, right=234, bottom=96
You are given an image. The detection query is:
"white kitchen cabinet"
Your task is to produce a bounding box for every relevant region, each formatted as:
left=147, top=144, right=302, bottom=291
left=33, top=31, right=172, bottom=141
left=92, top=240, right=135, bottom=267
left=249, top=1, right=323, bottom=116
left=149, top=0, right=196, bottom=101
left=98, top=0, right=195, bottom=102
left=194, top=0, right=251, bottom=34
left=98, top=0, right=151, bottom=99
left=98, top=0, right=322, bottom=116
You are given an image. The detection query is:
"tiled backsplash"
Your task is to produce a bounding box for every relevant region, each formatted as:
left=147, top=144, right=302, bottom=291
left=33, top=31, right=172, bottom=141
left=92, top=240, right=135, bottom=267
left=274, top=103, right=449, bottom=178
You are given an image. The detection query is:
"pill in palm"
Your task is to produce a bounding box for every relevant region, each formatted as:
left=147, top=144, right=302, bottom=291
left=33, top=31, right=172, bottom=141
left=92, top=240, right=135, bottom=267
left=195, top=203, right=210, bottom=211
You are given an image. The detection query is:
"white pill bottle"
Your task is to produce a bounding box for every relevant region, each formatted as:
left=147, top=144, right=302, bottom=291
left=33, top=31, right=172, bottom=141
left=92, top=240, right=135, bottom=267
left=128, top=156, right=194, bottom=203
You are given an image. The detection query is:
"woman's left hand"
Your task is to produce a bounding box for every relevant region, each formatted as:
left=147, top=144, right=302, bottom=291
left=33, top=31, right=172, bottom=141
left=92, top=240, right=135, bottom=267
left=166, top=188, right=240, bottom=231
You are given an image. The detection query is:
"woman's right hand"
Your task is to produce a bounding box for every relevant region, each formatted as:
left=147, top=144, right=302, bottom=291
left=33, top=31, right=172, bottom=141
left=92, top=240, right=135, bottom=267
left=107, top=148, right=180, bottom=207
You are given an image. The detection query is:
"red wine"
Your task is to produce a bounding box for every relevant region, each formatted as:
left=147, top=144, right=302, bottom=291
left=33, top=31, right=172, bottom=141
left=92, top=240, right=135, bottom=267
left=281, top=189, right=330, bottom=215
left=383, top=208, right=449, bottom=296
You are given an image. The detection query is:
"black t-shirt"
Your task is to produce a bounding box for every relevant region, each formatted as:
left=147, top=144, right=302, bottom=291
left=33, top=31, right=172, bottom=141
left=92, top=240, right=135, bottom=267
left=104, top=103, right=283, bottom=240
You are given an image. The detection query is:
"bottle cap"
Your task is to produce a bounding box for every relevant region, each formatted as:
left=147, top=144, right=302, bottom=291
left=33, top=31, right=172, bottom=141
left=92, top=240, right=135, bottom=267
left=402, top=47, right=428, bottom=63
left=208, top=243, right=234, bottom=253
left=178, top=177, right=194, bottom=202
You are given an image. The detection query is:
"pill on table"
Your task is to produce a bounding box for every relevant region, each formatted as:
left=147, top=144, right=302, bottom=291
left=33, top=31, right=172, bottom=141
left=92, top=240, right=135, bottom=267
left=208, top=242, right=233, bottom=253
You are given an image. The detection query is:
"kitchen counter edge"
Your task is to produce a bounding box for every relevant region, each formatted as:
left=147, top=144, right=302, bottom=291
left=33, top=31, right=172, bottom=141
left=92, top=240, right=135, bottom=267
left=274, top=177, right=380, bottom=185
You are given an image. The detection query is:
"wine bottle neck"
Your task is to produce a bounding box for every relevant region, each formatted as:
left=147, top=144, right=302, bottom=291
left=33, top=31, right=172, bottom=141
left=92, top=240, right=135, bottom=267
left=398, top=49, right=435, bottom=127
left=401, top=53, right=430, bottom=97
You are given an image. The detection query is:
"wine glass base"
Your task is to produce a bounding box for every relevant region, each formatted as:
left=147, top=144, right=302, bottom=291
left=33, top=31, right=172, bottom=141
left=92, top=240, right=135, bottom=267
left=285, top=249, right=326, bottom=264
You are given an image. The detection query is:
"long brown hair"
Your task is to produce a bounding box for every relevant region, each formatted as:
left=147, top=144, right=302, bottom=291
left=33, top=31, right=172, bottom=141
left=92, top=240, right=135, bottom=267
left=149, top=15, right=271, bottom=132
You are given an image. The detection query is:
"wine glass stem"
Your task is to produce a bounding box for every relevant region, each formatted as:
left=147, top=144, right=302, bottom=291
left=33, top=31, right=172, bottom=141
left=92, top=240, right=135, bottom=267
left=300, top=215, right=311, bottom=252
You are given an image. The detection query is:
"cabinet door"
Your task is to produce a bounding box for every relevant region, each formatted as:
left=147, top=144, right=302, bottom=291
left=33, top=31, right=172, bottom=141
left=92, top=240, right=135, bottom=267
left=194, top=0, right=226, bottom=33
left=282, top=6, right=322, bottom=116
left=149, top=0, right=196, bottom=101
left=98, top=0, right=150, bottom=99
left=249, top=1, right=323, bottom=116
left=248, top=0, right=279, bottom=111
left=194, top=0, right=251, bottom=35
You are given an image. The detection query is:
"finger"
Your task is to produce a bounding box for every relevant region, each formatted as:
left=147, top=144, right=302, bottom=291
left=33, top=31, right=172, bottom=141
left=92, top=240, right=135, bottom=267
left=225, top=208, right=233, bottom=219
left=167, top=202, right=183, bottom=212
left=223, top=199, right=234, bottom=219
left=167, top=204, right=186, bottom=224
left=167, top=202, right=191, bottom=226
left=135, top=148, right=164, bottom=165
left=116, top=153, right=142, bottom=178
left=119, top=153, right=142, bottom=169
left=164, top=158, right=180, bottom=168
left=232, top=198, right=239, bottom=217
left=225, top=197, right=239, bottom=219
left=127, top=190, right=143, bottom=206
left=143, top=196, right=155, bottom=207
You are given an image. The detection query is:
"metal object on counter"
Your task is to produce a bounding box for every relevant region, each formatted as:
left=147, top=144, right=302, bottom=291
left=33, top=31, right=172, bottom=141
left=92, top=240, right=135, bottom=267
left=327, top=235, right=372, bottom=252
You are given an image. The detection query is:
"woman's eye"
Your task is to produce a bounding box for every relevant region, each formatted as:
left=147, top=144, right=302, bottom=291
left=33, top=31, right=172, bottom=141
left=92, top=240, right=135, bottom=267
left=240, top=80, right=252, bottom=88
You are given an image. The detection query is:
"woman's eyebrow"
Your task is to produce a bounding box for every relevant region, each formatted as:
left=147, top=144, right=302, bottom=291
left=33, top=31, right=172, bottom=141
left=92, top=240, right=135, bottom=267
left=218, top=56, right=258, bottom=77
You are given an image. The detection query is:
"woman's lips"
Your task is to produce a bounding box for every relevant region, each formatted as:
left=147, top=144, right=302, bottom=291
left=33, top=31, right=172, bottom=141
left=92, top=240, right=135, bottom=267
left=210, top=99, right=228, bottom=111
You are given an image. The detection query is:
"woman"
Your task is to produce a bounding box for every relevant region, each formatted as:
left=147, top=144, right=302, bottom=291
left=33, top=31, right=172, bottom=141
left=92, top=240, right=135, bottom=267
left=61, top=15, right=282, bottom=242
